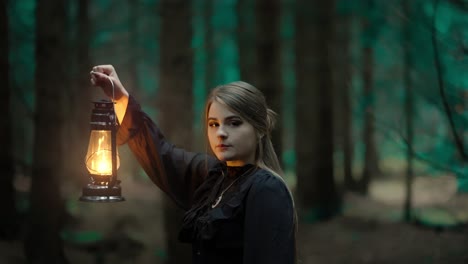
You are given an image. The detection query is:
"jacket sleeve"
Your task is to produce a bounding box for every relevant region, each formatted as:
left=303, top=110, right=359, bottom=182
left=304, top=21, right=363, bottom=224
left=243, top=175, right=296, bottom=264
left=116, top=95, right=218, bottom=210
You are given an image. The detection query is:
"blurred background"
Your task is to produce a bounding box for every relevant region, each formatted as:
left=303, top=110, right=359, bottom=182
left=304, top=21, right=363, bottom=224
left=1, top=0, right=468, bottom=263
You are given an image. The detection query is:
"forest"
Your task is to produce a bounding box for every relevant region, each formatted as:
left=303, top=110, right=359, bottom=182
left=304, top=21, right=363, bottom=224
left=1, top=0, right=467, bottom=263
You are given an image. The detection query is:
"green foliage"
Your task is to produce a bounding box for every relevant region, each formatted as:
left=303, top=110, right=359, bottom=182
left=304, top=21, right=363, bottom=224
left=347, top=0, right=467, bottom=194
left=301, top=206, right=343, bottom=223
left=280, top=2, right=296, bottom=173
left=9, top=0, right=36, bottom=169
left=61, top=230, right=104, bottom=244
left=192, top=0, right=208, bottom=132
left=210, top=0, right=239, bottom=86
left=15, top=192, right=30, bottom=213
left=154, top=248, right=168, bottom=261
left=458, top=171, right=468, bottom=192
left=336, top=0, right=358, bottom=16
left=414, top=207, right=461, bottom=228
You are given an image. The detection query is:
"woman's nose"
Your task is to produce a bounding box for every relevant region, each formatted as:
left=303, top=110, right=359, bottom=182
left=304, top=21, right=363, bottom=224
left=217, top=125, right=227, bottom=138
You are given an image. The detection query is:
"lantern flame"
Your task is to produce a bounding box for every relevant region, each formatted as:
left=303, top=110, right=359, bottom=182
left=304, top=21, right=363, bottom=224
left=85, top=130, right=120, bottom=176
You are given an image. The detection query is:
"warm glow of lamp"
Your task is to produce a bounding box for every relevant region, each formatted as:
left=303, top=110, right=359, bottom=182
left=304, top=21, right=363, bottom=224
left=85, top=130, right=120, bottom=176
left=80, top=100, right=125, bottom=202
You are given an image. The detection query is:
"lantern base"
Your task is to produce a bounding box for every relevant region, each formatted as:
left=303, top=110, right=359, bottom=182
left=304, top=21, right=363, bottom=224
left=79, top=195, right=125, bottom=202
left=79, top=183, right=125, bottom=202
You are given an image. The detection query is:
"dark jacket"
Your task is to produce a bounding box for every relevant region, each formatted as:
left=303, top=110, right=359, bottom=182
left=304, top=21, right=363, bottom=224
left=117, top=96, right=295, bottom=264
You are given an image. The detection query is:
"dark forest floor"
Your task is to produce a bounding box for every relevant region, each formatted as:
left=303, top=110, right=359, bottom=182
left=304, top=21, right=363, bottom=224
left=296, top=193, right=468, bottom=264
left=1, top=174, right=468, bottom=264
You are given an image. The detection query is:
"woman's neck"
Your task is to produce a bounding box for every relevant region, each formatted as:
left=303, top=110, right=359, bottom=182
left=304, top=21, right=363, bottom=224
left=225, top=163, right=254, bottom=178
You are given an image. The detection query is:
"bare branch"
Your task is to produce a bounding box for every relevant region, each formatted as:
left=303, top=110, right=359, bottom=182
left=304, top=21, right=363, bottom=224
left=432, top=0, right=467, bottom=161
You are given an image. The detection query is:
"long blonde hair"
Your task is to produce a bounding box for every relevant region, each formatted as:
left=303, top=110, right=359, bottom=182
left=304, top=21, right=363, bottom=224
left=205, top=81, right=283, bottom=176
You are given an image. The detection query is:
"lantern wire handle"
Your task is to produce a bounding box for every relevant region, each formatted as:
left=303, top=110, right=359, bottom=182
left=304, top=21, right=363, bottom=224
left=107, top=75, right=118, bottom=189
left=107, top=75, right=117, bottom=126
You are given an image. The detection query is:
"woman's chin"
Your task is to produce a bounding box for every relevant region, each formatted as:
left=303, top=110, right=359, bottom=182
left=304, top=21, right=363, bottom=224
left=215, top=153, right=233, bottom=162
left=216, top=156, right=228, bottom=162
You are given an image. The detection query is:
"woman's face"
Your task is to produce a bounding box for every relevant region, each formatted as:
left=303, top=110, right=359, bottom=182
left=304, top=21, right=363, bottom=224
left=207, top=100, right=257, bottom=167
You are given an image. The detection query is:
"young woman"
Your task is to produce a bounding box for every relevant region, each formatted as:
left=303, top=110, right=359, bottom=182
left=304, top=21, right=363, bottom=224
left=90, top=65, right=296, bottom=264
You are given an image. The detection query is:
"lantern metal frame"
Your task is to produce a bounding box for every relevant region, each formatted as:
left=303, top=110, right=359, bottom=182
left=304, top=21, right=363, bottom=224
left=79, top=100, right=125, bottom=202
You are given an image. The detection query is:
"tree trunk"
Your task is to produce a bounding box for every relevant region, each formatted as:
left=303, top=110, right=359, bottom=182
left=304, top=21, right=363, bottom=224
left=295, top=0, right=340, bottom=221
left=204, top=0, right=214, bottom=89
left=69, top=0, right=92, bottom=187
left=192, top=0, right=208, bottom=153
left=359, top=46, right=378, bottom=194
left=159, top=1, right=193, bottom=263
left=359, top=0, right=381, bottom=194
left=357, top=0, right=380, bottom=194
left=0, top=0, right=19, bottom=240
left=128, top=0, right=140, bottom=99
left=403, top=0, right=414, bottom=222
left=24, top=0, right=69, bottom=263
left=126, top=0, right=142, bottom=178
left=333, top=8, right=355, bottom=191
left=237, top=0, right=256, bottom=84
left=255, top=0, right=283, bottom=163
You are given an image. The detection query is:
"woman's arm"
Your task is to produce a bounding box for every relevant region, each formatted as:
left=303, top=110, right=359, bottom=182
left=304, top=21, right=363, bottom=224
left=90, top=64, right=218, bottom=210
left=243, top=174, right=296, bottom=264
left=118, top=96, right=217, bottom=209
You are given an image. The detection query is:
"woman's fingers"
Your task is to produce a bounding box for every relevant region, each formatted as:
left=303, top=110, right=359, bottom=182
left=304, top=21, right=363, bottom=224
left=92, top=65, right=116, bottom=76
left=90, top=65, right=119, bottom=89
left=90, top=71, right=110, bottom=87
left=90, top=70, right=115, bottom=100
left=90, top=65, right=128, bottom=101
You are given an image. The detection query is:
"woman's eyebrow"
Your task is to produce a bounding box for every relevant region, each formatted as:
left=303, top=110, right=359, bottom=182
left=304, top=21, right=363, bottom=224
left=224, top=115, right=241, bottom=121
left=207, top=115, right=240, bottom=121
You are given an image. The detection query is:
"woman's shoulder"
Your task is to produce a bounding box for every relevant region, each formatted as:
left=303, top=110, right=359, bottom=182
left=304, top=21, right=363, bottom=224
left=248, top=168, right=292, bottom=199
left=245, top=168, right=295, bottom=216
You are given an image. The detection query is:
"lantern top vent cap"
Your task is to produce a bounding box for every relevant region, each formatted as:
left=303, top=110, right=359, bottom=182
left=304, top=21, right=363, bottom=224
left=92, top=100, right=114, bottom=109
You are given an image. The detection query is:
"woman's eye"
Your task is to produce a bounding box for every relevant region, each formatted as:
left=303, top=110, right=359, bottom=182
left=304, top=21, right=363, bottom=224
left=230, top=120, right=242, bottom=127
left=208, top=122, right=218, bottom=127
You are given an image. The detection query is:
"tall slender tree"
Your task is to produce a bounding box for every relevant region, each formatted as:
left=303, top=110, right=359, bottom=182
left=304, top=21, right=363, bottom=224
left=24, top=0, right=69, bottom=262
left=159, top=0, right=193, bottom=263
left=0, top=0, right=19, bottom=240
left=403, top=0, right=414, bottom=222
left=126, top=0, right=143, bottom=178
left=295, top=0, right=340, bottom=220
left=333, top=1, right=355, bottom=191
left=128, top=0, right=140, bottom=99
left=237, top=0, right=256, bottom=84
left=255, top=0, right=283, bottom=162
left=192, top=0, right=208, bottom=153
left=68, top=0, right=92, bottom=187
left=359, top=0, right=380, bottom=194
left=204, top=0, right=214, bottom=89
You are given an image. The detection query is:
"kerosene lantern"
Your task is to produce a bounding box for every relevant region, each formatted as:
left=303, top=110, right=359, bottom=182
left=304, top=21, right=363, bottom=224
left=80, top=100, right=125, bottom=202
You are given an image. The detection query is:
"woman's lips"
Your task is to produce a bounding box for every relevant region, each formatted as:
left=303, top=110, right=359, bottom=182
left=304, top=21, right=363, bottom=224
left=216, top=144, right=230, bottom=149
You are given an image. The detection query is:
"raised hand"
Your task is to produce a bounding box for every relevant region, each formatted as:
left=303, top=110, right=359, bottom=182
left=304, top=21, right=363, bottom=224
left=90, top=64, right=129, bottom=102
